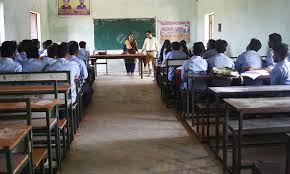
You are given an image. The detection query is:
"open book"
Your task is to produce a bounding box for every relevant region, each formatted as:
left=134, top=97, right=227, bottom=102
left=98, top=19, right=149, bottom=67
left=241, top=70, right=269, bottom=80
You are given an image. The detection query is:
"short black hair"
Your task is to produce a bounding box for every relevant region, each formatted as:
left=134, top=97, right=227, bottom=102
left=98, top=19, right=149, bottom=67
left=17, top=42, right=23, bottom=53
left=146, top=30, right=152, bottom=34
left=273, top=43, right=288, bottom=60
left=216, top=39, right=227, bottom=53
left=193, top=42, right=205, bottom=56
left=25, top=41, right=39, bottom=58
left=269, top=33, right=282, bottom=47
left=79, top=41, right=86, bottom=48
left=60, top=42, right=68, bottom=48
left=247, top=38, right=262, bottom=52
left=43, top=40, right=53, bottom=49
left=68, top=41, right=79, bottom=55
left=57, top=44, right=68, bottom=58
left=207, top=39, right=216, bottom=50
left=47, top=43, right=59, bottom=58
left=171, top=42, right=180, bottom=50
left=180, top=40, right=187, bottom=46
left=0, top=41, right=17, bottom=57
left=46, top=40, right=53, bottom=46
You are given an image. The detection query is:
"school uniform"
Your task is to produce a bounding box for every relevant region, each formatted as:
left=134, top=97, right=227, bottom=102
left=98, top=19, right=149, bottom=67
left=45, top=58, right=81, bottom=103
left=265, top=50, right=276, bottom=69
left=207, top=53, right=234, bottom=86
left=270, top=59, right=290, bottom=85
left=78, top=48, right=90, bottom=63
left=0, top=57, right=22, bottom=72
left=70, top=55, right=88, bottom=81
left=235, top=50, right=264, bottom=86
left=181, top=56, right=208, bottom=91
left=203, top=49, right=218, bottom=59
left=40, top=49, right=47, bottom=58
left=21, top=58, right=49, bottom=72
left=207, top=53, right=234, bottom=70
left=15, top=52, right=28, bottom=62
left=42, top=57, right=57, bottom=65
left=162, top=50, right=187, bottom=81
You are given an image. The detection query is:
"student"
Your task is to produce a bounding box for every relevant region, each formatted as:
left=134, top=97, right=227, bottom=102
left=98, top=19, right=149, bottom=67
left=42, top=43, right=58, bottom=65
left=207, top=39, right=234, bottom=71
left=235, top=39, right=264, bottom=86
left=40, top=40, right=53, bottom=57
left=158, top=39, right=171, bottom=64
left=0, top=41, right=22, bottom=72
left=21, top=41, right=49, bottom=72
left=68, top=41, right=88, bottom=82
left=45, top=44, right=80, bottom=103
left=270, top=43, right=290, bottom=85
left=15, top=42, right=28, bottom=62
left=162, top=42, right=187, bottom=81
left=266, top=33, right=282, bottom=71
left=180, top=40, right=190, bottom=57
left=203, top=39, right=218, bottom=59
left=235, top=39, right=263, bottom=73
left=32, top=39, right=42, bottom=56
left=78, top=41, right=90, bottom=63
left=181, top=42, right=207, bottom=91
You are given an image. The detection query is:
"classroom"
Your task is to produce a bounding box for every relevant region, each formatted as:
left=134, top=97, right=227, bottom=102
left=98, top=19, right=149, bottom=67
left=0, top=0, right=290, bottom=174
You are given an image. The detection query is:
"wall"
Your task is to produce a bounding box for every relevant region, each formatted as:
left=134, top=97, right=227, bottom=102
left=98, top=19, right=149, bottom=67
left=197, top=0, right=290, bottom=57
left=3, top=0, right=49, bottom=42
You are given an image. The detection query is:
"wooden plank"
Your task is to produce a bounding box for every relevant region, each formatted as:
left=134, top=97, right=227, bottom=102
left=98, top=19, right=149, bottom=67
left=0, top=72, right=69, bottom=82
left=90, top=54, right=146, bottom=59
left=210, top=85, right=290, bottom=94
left=0, top=154, right=29, bottom=174
left=32, top=148, right=48, bottom=168
left=0, top=125, right=31, bottom=150
left=0, top=99, right=59, bottom=112
left=0, top=118, right=57, bottom=130
left=0, top=84, right=71, bottom=94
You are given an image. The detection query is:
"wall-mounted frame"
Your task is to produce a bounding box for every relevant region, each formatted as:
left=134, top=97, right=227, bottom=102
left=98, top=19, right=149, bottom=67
left=58, top=0, right=91, bottom=16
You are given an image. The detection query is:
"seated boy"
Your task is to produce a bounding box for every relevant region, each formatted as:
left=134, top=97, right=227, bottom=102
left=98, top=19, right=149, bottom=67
left=78, top=41, right=90, bottom=63
left=207, top=39, right=234, bottom=70
left=235, top=38, right=264, bottom=85
left=68, top=41, right=88, bottom=82
left=203, top=39, right=218, bottom=59
left=15, top=42, right=28, bottom=62
left=0, top=41, right=22, bottom=72
left=270, top=43, right=290, bottom=85
left=181, top=42, right=207, bottom=91
left=45, top=44, right=80, bottom=103
left=21, top=41, right=49, bottom=72
left=42, top=43, right=58, bottom=65
left=162, top=42, right=188, bottom=81
left=265, top=33, right=282, bottom=72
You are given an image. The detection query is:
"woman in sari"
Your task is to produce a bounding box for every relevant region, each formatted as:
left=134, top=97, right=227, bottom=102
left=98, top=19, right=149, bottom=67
left=123, top=33, right=139, bottom=75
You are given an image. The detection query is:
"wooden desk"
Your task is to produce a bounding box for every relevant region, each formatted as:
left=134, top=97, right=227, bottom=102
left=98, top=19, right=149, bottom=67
left=209, top=85, right=290, bottom=155
left=0, top=125, right=32, bottom=174
left=223, top=97, right=290, bottom=174
left=90, top=54, right=146, bottom=79
left=0, top=100, right=59, bottom=174
left=0, top=84, right=71, bottom=94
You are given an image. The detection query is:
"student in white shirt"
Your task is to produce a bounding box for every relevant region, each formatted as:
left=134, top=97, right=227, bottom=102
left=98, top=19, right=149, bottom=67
left=207, top=39, right=234, bottom=71
left=40, top=40, right=53, bottom=58
left=15, top=42, right=28, bottom=63
left=0, top=41, right=22, bottom=72
left=265, top=33, right=282, bottom=72
left=42, top=43, right=58, bottom=65
left=203, top=39, right=218, bottom=59
left=78, top=41, right=90, bottom=64
left=141, top=30, right=159, bottom=76
left=45, top=44, right=80, bottom=103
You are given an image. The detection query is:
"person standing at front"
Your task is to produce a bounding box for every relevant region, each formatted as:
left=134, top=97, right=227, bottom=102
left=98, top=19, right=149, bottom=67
left=141, top=30, right=159, bottom=76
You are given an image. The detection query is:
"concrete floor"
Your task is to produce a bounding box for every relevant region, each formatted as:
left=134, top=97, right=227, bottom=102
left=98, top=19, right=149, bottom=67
left=61, top=74, right=223, bottom=174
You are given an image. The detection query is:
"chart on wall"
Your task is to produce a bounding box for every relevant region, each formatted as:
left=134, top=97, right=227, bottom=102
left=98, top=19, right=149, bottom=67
left=58, top=0, right=90, bottom=16
left=94, top=18, right=156, bottom=50
left=158, top=21, right=191, bottom=43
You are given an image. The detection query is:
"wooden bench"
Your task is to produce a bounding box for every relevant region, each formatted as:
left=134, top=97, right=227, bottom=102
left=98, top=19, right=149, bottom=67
left=32, top=148, right=48, bottom=174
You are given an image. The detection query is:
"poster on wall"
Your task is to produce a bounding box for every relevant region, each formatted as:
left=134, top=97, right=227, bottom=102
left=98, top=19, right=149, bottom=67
left=58, top=0, right=90, bottom=16
left=158, top=21, right=191, bottom=43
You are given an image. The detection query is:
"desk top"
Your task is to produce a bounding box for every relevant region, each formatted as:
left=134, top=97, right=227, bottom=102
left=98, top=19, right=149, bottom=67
left=224, top=97, right=290, bottom=114
left=90, top=54, right=146, bottom=59
left=186, top=74, right=236, bottom=80
left=0, top=84, right=71, bottom=94
left=210, top=85, right=290, bottom=94
left=0, top=125, right=32, bottom=150
left=0, top=99, right=59, bottom=112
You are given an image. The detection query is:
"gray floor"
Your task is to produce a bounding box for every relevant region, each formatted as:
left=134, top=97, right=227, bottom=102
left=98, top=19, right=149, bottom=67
left=61, top=74, right=223, bottom=174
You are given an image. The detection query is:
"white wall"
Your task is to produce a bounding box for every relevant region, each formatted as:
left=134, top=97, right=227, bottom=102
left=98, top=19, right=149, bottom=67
left=197, top=0, right=290, bottom=57
left=48, top=0, right=197, bottom=73
left=2, top=0, right=49, bottom=42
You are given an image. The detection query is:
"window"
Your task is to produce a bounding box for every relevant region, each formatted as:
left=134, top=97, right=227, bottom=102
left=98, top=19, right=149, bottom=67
left=0, top=0, right=5, bottom=43
left=30, top=11, right=41, bottom=41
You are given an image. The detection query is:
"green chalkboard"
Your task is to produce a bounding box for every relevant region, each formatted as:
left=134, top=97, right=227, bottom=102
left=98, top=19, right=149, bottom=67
left=94, top=18, right=156, bottom=50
